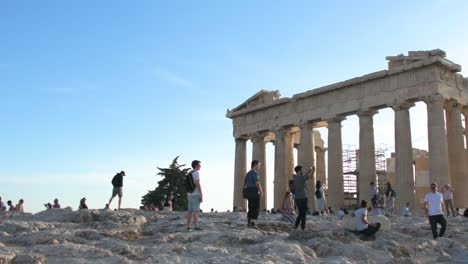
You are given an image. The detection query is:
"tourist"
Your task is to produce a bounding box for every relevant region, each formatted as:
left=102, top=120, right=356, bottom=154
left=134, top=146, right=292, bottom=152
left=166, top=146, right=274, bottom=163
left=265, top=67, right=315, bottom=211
left=104, top=204, right=110, bottom=210
left=108, top=171, right=126, bottom=210
left=336, top=208, right=345, bottom=219
left=243, top=160, right=263, bottom=228
left=7, top=200, right=15, bottom=211
left=403, top=202, right=411, bottom=217
left=293, top=165, right=315, bottom=230
left=385, top=182, right=395, bottom=216
left=441, top=184, right=456, bottom=217
left=79, top=197, right=88, bottom=210
left=424, top=183, right=447, bottom=239
left=187, top=160, right=203, bottom=231
left=44, top=203, right=52, bottom=209
left=315, top=180, right=326, bottom=214
left=163, top=195, right=173, bottom=211
left=281, top=192, right=295, bottom=224
left=0, top=197, right=6, bottom=211
left=355, top=200, right=381, bottom=238
left=15, top=199, right=24, bottom=212
left=53, top=198, right=61, bottom=209
left=328, top=206, right=335, bottom=215
left=370, top=182, right=378, bottom=207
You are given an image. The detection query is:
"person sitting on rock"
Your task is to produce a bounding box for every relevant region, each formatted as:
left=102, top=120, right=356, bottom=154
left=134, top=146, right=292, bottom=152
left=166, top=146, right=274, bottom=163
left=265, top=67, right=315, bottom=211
left=281, top=192, right=295, bottom=224
left=355, top=200, right=381, bottom=239
left=7, top=200, right=15, bottom=211
left=79, top=198, right=88, bottom=210
left=53, top=198, right=61, bottom=209
left=15, top=199, right=24, bottom=212
left=0, top=197, right=6, bottom=211
left=403, top=202, right=411, bottom=217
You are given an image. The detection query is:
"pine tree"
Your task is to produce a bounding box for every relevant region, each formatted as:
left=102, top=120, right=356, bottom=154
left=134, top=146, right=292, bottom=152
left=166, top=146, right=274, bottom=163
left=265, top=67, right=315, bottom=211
left=141, top=157, right=190, bottom=211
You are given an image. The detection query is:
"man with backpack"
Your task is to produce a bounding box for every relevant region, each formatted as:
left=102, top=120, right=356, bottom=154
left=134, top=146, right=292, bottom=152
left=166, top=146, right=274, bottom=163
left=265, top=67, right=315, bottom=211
left=108, top=171, right=126, bottom=210
left=187, top=160, right=203, bottom=231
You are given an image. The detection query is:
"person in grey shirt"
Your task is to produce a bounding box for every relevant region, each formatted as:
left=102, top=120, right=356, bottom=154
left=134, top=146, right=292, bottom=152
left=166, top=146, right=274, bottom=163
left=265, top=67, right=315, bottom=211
left=293, top=165, right=315, bottom=230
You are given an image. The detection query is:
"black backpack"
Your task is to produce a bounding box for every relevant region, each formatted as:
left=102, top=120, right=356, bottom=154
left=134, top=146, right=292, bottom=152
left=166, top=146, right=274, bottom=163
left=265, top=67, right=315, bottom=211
left=185, top=171, right=196, bottom=193
left=315, top=189, right=322, bottom=199
left=111, top=175, right=118, bottom=187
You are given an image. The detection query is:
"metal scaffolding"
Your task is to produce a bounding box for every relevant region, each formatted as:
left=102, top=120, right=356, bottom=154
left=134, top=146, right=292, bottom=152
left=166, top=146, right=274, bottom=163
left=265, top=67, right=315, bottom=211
left=341, top=144, right=389, bottom=208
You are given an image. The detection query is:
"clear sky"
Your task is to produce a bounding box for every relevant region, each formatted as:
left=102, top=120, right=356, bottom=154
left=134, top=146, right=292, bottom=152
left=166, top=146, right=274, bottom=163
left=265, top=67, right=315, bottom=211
left=1, top=1, right=467, bottom=213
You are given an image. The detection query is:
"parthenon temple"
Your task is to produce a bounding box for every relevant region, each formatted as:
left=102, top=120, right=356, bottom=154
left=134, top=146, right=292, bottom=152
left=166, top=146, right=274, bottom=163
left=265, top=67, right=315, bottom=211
left=226, top=49, right=468, bottom=212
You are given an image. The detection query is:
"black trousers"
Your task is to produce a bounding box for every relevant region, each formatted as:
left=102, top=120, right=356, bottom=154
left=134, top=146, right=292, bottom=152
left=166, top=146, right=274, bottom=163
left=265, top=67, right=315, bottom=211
left=247, top=195, right=260, bottom=221
left=295, top=198, right=308, bottom=229
left=360, top=222, right=381, bottom=237
left=429, top=214, right=447, bottom=239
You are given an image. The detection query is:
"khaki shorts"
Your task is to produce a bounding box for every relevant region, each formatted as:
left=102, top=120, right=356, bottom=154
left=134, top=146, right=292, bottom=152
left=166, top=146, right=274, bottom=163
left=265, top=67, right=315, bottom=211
left=112, top=187, right=123, bottom=198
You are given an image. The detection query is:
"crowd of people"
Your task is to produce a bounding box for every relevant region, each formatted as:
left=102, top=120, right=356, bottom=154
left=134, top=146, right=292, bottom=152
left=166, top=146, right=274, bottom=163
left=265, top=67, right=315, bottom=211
left=2, top=160, right=466, bottom=242
left=0, top=197, right=24, bottom=212
left=238, top=159, right=467, bottom=240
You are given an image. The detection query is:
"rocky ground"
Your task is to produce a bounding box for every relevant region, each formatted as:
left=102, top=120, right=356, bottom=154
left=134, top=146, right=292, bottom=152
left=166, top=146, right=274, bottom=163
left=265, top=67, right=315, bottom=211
left=0, top=208, right=467, bottom=263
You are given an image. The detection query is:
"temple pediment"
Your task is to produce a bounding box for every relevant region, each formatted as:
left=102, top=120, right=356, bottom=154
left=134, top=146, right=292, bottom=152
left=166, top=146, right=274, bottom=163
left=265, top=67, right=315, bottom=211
left=227, top=89, right=280, bottom=116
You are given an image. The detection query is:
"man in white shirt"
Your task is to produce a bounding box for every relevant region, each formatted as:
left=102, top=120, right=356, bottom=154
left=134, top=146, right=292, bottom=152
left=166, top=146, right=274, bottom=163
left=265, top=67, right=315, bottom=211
left=354, top=200, right=381, bottom=238
left=424, top=183, right=447, bottom=239
left=187, top=160, right=203, bottom=231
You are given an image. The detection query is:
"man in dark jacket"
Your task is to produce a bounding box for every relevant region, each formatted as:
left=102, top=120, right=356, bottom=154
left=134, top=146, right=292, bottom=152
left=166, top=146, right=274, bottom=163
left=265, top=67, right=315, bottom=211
left=108, top=171, right=125, bottom=210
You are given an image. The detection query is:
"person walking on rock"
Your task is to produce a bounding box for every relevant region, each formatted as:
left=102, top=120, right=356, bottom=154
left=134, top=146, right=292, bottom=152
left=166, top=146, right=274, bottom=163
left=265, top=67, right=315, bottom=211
left=441, top=184, right=456, bottom=217
left=108, top=171, right=125, bottom=210
left=424, top=183, right=447, bottom=239
left=187, top=160, right=203, bottom=231
left=244, top=160, right=263, bottom=228
left=293, top=165, right=315, bottom=230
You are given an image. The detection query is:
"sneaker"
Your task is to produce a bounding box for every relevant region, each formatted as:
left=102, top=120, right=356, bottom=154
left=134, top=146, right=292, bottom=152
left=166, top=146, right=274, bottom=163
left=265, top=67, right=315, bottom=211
left=186, top=227, right=192, bottom=232
left=194, top=226, right=202, bottom=231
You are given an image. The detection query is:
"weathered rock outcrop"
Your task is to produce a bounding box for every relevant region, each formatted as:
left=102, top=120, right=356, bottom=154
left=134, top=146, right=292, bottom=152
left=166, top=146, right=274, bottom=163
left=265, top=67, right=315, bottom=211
left=0, top=209, right=467, bottom=263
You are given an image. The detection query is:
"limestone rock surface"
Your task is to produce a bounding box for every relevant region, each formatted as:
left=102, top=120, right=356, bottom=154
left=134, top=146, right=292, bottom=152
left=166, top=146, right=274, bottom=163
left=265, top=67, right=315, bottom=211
left=0, top=209, right=467, bottom=263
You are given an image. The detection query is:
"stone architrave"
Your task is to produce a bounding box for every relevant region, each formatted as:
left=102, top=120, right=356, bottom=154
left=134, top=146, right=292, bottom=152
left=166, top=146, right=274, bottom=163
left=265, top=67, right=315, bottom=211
left=424, top=95, right=450, bottom=185
left=274, top=127, right=293, bottom=209
left=357, top=110, right=378, bottom=203
left=251, top=132, right=268, bottom=211
left=327, top=117, right=345, bottom=210
left=445, top=100, right=467, bottom=207
left=393, top=102, right=415, bottom=211
left=297, top=122, right=316, bottom=211
left=233, top=137, right=247, bottom=210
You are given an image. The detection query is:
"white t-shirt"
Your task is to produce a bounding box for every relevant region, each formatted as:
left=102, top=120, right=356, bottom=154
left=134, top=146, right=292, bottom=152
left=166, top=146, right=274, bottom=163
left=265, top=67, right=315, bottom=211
left=424, top=192, right=443, bottom=216
left=355, top=208, right=368, bottom=231
left=188, top=170, right=201, bottom=196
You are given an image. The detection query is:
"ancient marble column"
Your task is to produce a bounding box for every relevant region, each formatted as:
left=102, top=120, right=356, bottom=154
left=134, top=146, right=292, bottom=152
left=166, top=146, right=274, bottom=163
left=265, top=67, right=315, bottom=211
left=315, top=147, right=327, bottom=185
left=463, top=107, right=468, bottom=163
left=274, top=127, right=293, bottom=209
left=233, top=137, right=247, bottom=210
left=445, top=100, right=466, bottom=207
left=424, top=95, right=450, bottom=185
left=393, top=102, right=415, bottom=211
left=251, top=132, right=268, bottom=211
left=297, top=122, right=316, bottom=211
left=327, top=117, right=345, bottom=210
left=357, top=110, right=378, bottom=203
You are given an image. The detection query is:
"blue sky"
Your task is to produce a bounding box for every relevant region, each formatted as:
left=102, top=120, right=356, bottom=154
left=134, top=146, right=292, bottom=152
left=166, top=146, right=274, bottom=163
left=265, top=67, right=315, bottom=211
left=1, top=1, right=467, bottom=212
